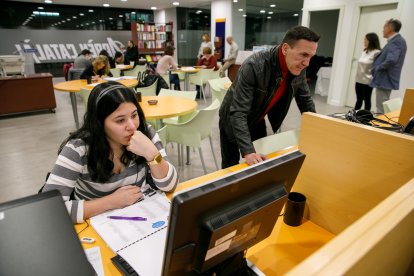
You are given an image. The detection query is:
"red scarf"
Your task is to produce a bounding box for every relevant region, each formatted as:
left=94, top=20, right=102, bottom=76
left=257, top=47, right=289, bottom=122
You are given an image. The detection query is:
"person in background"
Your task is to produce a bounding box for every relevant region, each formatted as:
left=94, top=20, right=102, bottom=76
left=114, top=51, right=124, bottom=66
left=42, top=82, right=178, bottom=223
left=99, top=49, right=115, bottom=69
left=370, top=18, right=407, bottom=114
left=156, top=46, right=181, bottom=90
left=195, top=47, right=218, bottom=98
left=125, top=40, right=139, bottom=66
left=219, top=26, right=319, bottom=168
left=198, top=33, right=212, bottom=59
left=354, top=33, right=381, bottom=111
left=74, top=49, right=92, bottom=69
left=80, top=55, right=113, bottom=81
left=219, top=36, right=239, bottom=78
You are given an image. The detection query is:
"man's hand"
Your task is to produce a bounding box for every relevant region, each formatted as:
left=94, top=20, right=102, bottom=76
left=244, top=153, right=267, bottom=165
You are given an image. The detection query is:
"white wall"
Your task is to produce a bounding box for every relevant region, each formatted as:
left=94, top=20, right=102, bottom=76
left=211, top=0, right=233, bottom=59
left=232, top=0, right=246, bottom=50
left=303, top=0, right=413, bottom=106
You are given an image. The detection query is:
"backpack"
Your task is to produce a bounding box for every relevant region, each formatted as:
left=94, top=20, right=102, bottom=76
left=136, top=71, right=169, bottom=95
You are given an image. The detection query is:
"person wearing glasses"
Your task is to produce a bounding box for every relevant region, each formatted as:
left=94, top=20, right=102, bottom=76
left=219, top=26, right=319, bottom=168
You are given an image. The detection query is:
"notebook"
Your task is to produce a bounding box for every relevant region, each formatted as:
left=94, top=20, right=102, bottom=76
left=90, top=187, right=170, bottom=276
left=0, top=190, right=96, bottom=276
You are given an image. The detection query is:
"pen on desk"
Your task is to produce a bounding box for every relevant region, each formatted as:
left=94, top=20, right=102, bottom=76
left=108, top=216, right=147, bottom=221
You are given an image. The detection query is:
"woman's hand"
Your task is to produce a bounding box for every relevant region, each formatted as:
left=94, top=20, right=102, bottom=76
left=108, top=185, right=142, bottom=209
left=126, top=130, right=159, bottom=162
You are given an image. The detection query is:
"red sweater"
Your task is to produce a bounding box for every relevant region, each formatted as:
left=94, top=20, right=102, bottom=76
left=196, top=55, right=218, bottom=70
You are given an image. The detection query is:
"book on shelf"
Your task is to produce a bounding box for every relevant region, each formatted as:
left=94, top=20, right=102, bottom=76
left=90, top=187, right=170, bottom=276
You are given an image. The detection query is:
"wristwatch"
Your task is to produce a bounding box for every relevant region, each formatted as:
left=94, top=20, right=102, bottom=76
left=147, top=152, right=163, bottom=165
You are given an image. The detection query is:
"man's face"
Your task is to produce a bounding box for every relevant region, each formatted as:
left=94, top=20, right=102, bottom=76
left=382, top=23, right=393, bottom=38
left=282, top=39, right=318, bottom=76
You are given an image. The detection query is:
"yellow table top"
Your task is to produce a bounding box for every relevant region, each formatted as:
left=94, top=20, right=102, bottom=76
left=54, top=79, right=138, bottom=93
left=173, top=66, right=200, bottom=73
left=75, top=147, right=335, bottom=275
left=115, top=64, right=133, bottom=71
left=140, top=95, right=197, bottom=120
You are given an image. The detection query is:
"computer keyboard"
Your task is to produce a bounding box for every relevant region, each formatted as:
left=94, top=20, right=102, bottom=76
left=111, top=255, right=139, bottom=276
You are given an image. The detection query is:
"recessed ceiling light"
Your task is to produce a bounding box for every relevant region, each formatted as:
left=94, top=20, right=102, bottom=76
left=238, top=8, right=243, bottom=11
left=121, top=0, right=127, bottom=2
left=243, top=14, right=246, bottom=17
left=173, top=2, right=179, bottom=6
left=72, top=16, right=77, bottom=18
left=267, top=16, right=271, bottom=19
left=79, top=13, right=84, bottom=16
left=260, top=10, right=266, bottom=13
left=109, top=17, right=113, bottom=20
left=233, top=0, right=238, bottom=2
left=103, top=4, right=110, bottom=7
left=88, top=9, right=94, bottom=12
left=45, top=0, right=53, bottom=3
left=38, top=7, right=44, bottom=10
left=270, top=4, right=276, bottom=8
left=268, top=11, right=273, bottom=14
left=293, top=13, right=299, bottom=16
left=196, top=10, right=202, bottom=14
left=131, top=11, right=136, bottom=14
left=67, top=18, right=71, bottom=21
left=151, top=7, right=157, bottom=10
left=119, top=15, right=123, bottom=17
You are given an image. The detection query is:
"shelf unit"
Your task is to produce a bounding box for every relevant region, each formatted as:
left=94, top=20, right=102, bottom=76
left=131, top=21, right=173, bottom=63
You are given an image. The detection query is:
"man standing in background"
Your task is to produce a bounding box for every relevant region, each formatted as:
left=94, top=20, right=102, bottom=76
left=219, top=36, right=239, bottom=78
left=371, top=18, right=407, bottom=114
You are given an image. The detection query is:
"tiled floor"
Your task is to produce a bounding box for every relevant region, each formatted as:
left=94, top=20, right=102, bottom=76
left=0, top=77, right=349, bottom=203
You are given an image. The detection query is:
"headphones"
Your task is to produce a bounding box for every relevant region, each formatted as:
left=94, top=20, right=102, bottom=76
left=345, top=109, right=403, bottom=132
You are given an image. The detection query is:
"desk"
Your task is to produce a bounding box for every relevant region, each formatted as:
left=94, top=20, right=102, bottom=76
left=173, top=67, right=199, bottom=91
left=140, top=96, right=197, bottom=120
left=115, top=64, right=133, bottom=71
left=315, top=66, right=331, bottom=96
left=54, top=78, right=138, bottom=128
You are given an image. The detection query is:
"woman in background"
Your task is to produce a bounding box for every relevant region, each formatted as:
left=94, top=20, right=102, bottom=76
left=156, top=45, right=181, bottom=90
left=42, top=82, right=178, bottom=223
left=195, top=47, right=218, bottom=98
left=99, top=49, right=115, bottom=68
left=198, top=33, right=212, bottom=59
left=354, top=33, right=381, bottom=111
left=80, top=55, right=113, bottom=81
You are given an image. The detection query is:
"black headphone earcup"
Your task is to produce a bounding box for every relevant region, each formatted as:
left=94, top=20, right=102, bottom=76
left=355, top=110, right=374, bottom=124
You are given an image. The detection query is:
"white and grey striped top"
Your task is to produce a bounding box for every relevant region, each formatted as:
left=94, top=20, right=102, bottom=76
left=43, top=126, right=178, bottom=223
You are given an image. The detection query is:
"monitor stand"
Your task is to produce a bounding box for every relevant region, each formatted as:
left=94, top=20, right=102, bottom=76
left=203, top=252, right=265, bottom=276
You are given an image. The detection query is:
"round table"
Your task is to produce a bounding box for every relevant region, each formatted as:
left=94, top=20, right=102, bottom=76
left=140, top=96, right=197, bottom=120
left=54, top=79, right=138, bottom=128
left=173, top=67, right=200, bottom=91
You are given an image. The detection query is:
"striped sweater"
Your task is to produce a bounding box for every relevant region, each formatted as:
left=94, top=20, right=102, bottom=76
left=43, top=125, right=178, bottom=223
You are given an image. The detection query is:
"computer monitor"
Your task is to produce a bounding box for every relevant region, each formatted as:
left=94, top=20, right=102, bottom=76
left=0, top=190, right=96, bottom=276
left=162, top=150, right=306, bottom=275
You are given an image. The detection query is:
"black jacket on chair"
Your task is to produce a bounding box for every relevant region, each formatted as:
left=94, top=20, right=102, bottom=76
left=219, top=45, right=316, bottom=156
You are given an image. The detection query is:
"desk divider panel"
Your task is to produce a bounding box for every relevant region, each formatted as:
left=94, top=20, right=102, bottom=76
left=294, top=113, right=414, bottom=234
left=399, top=88, right=414, bottom=126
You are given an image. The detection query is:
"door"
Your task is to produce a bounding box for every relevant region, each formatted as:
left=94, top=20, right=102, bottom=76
left=345, top=4, right=398, bottom=109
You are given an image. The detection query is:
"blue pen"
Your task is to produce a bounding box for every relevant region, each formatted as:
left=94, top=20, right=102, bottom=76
left=108, top=216, right=147, bottom=221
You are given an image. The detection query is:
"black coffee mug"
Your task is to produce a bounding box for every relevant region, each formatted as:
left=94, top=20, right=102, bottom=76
left=136, top=91, right=142, bottom=102
left=283, top=192, right=306, bottom=227
left=86, top=77, right=92, bottom=84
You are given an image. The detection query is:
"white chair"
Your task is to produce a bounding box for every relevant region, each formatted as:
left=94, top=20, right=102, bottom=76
left=208, top=77, right=231, bottom=103
left=164, top=99, right=220, bottom=173
left=79, top=88, right=91, bottom=110
left=0, top=55, right=25, bottom=76
left=252, top=129, right=300, bottom=155
left=188, top=68, right=215, bottom=102
left=110, top=68, right=121, bottom=78
left=136, top=79, right=158, bottom=96
left=123, top=65, right=146, bottom=78
left=159, top=88, right=198, bottom=125
left=382, top=97, right=402, bottom=113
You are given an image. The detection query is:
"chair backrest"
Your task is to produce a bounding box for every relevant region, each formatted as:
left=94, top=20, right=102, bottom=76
left=253, top=129, right=300, bottom=155
left=156, top=125, right=168, bottom=147
left=123, top=65, right=146, bottom=78
left=110, top=68, right=121, bottom=78
left=383, top=97, right=402, bottom=113
left=136, top=79, right=158, bottom=96
left=159, top=88, right=197, bottom=100
left=79, top=88, right=91, bottom=110
left=208, top=77, right=232, bottom=103
left=68, top=68, right=84, bottom=80
left=189, top=68, right=215, bottom=85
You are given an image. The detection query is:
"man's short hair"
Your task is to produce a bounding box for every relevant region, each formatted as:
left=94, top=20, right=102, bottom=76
left=80, top=49, right=91, bottom=56
left=386, top=18, right=402, bottom=32
left=281, top=26, right=320, bottom=47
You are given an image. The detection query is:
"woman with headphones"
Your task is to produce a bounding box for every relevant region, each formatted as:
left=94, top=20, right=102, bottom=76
left=42, top=82, right=178, bottom=223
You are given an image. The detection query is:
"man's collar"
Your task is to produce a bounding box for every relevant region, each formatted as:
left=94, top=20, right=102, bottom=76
left=387, top=33, right=399, bottom=41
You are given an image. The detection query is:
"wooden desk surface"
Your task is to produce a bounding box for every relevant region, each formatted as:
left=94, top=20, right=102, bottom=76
left=54, top=79, right=138, bottom=93
left=173, top=67, right=200, bottom=74
left=76, top=147, right=335, bottom=275
left=140, top=96, right=197, bottom=120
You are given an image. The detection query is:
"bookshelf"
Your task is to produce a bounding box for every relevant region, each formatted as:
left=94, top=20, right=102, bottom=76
left=131, top=21, right=173, bottom=63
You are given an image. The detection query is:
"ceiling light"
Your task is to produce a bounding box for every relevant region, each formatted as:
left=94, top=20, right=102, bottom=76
left=72, top=16, right=77, bottom=18
left=79, top=13, right=84, bottom=16
left=270, top=4, right=276, bottom=8
left=268, top=11, right=273, bottom=14
left=233, top=0, right=238, bottom=2
left=293, top=13, right=299, bottom=16
left=88, top=9, right=94, bottom=12
left=260, top=10, right=266, bottom=13
left=196, top=10, right=202, bottom=14
left=243, top=14, right=246, bottom=17
left=67, top=18, right=71, bottom=21
left=151, top=7, right=157, bottom=10
left=109, top=17, right=113, bottom=20
left=38, top=7, right=44, bottom=10
left=103, top=4, right=110, bottom=7
left=131, top=11, right=136, bottom=14
left=267, top=16, right=271, bottom=19
left=121, top=0, right=127, bottom=1
left=119, top=15, right=123, bottom=17
left=44, top=0, right=53, bottom=3
left=238, top=9, right=243, bottom=12
left=173, top=2, right=179, bottom=6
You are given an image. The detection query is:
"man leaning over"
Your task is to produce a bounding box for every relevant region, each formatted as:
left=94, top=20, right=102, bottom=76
left=219, top=26, right=319, bottom=168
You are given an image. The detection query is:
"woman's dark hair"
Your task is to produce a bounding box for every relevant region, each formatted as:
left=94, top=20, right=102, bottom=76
left=114, top=51, right=123, bottom=59
left=282, top=26, right=320, bottom=47
left=164, top=45, right=175, bottom=56
left=59, top=81, right=149, bottom=182
left=365, top=32, right=381, bottom=52
left=99, top=49, right=110, bottom=58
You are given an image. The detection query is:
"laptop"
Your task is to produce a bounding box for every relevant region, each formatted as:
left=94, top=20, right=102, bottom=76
left=0, top=190, right=96, bottom=276
left=398, top=88, right=414, bottom=127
